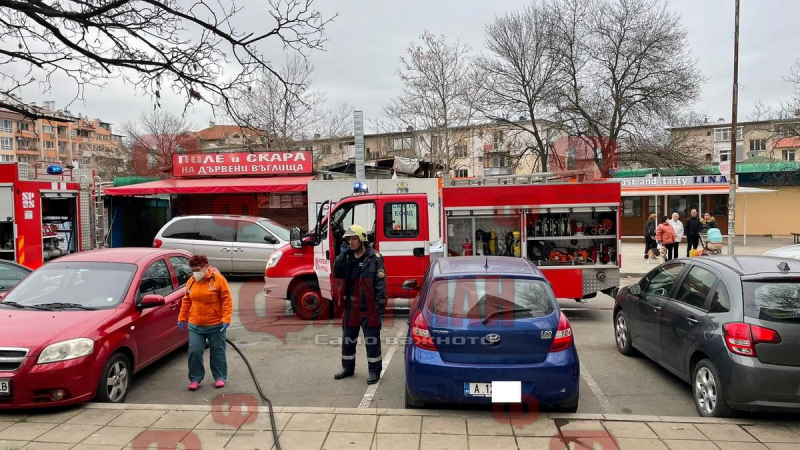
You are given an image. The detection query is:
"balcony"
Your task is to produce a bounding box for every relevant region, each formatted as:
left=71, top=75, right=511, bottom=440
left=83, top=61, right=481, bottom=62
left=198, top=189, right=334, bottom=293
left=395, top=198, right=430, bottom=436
left=16, top=148, right=40, bottom=156
left=484, top=167, right=513, bottom=176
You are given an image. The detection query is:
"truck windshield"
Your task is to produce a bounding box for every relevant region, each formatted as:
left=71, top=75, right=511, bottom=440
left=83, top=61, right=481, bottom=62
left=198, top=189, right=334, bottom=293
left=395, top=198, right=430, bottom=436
left=426, top=277, right=555, bottom=320
left=744, top=280, right=800, bottom=322
left=1, top=262, right=137, bottom=309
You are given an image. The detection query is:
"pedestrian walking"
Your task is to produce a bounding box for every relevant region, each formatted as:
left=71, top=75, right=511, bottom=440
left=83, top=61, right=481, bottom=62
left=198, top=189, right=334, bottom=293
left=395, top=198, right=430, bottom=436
left=668, top=212, right=684, bottom=260
left=644, top=214, right=658, bottom=259
left=178, top=255, right=233, bottom=391
left=656, top=216, right=677, bottom=261
left=685, top=209, right=701, bottom=257
left=700, top=212, right=718, bottom=234
left=333, top=224, right=387, bottom=385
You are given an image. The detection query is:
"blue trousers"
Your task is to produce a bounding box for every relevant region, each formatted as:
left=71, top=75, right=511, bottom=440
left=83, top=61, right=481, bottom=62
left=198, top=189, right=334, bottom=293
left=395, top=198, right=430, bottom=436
left=188, top=323, right=227, bottom=383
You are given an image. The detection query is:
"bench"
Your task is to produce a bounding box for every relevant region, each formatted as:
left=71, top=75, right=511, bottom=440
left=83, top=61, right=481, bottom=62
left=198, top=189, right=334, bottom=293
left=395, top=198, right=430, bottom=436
left=793, top=233, right=800, bottom=244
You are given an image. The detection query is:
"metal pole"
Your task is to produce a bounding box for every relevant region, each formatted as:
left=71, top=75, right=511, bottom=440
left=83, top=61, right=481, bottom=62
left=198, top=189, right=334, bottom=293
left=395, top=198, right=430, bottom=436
left=728, top=0, right=740, bottom=255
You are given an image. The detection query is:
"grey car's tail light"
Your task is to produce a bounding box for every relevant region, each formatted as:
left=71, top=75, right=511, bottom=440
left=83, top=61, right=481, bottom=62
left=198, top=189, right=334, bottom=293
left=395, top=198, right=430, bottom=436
left=722, top=322, right=781, bottom=357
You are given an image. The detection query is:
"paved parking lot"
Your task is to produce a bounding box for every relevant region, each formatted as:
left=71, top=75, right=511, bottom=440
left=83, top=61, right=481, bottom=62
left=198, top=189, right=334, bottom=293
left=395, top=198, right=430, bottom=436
left=123, top=276, right=708, bottom=417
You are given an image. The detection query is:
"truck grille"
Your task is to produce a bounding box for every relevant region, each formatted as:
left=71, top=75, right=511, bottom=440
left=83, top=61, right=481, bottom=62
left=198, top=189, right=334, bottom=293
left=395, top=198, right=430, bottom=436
left=0, top=347, right=28, bottom=371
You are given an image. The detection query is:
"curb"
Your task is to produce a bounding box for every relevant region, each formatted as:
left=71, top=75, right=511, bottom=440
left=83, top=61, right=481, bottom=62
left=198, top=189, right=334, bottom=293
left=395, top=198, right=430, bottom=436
left=67, top=403, right=778, bottom=426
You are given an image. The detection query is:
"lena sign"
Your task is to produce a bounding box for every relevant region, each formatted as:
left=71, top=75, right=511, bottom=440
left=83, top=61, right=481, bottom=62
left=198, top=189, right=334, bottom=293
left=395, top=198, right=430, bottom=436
left=173, top=151, right=312, bottom=177
left=618, top=175, right=730, bottom=187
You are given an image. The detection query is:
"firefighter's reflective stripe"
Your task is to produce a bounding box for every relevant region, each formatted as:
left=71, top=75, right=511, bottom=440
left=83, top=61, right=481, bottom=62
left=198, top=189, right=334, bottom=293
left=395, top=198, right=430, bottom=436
left=367, top=356, right=382, bottom=363
left=341, top=354, right=356, bottom=360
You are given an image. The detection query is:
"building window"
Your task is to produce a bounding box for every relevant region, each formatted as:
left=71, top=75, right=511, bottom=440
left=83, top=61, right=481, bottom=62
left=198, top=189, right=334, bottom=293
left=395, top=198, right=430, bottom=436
left=430, top=135, right=441, bottom=150
left=455, top=169, right=469, bottom=177
left=42, top=125, right=53, bottom=134
left=384, top=203, right=419, bottom=238
left=567, top=148, right=577, bottom=170
left=71, top=129, right=77, bottom=137
left=713, top=127, right=742, bottom=142
left=389, top=137, right=412, bottom=151
left=773, top=122, right=800, bottom=137
left=484, top=151, right=509, bottom=168
left=719, top=150, right=729, bottom=162
left=0, top=138, right=11, bottom=150
left=0, top=120, right=12, bottom=133
left=623, top=198, right=642, bottom=217
left=82, top=157, right=91, bottom=166
left=455, top=145, right=468, bottom=158
left=492, top=131, right=504, bottom=150
left=705, top=153, right=712, bottom=162
left=749, top=139, right=766, bottom=152
left=18, top=122, right=29, bottom=132
left=783, top=149, right=796, bottom=161
left=44, top=141, right=54, bottom=149
left=0, top=155, right=13, bottom=162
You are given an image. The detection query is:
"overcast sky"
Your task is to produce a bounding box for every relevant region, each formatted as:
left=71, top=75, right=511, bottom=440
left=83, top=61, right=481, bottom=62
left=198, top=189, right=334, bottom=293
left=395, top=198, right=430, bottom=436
left=18, top=0, right=800, bottom=132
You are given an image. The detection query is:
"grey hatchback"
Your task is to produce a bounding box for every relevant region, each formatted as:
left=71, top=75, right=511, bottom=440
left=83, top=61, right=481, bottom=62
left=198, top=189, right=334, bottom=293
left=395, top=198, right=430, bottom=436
left=614, top=256, right=800, bottom=417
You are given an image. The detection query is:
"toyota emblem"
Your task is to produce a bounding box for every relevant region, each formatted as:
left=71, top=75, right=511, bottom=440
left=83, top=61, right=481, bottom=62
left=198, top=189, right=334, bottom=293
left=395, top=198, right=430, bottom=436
left=484, top=333, right=501, bottom=345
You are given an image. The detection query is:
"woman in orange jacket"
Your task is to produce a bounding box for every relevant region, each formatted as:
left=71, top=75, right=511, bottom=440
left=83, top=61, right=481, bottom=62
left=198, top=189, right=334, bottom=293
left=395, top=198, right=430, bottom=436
left=656, top=216, right=678, bottom=261
left=178, top=255, right=233, bottom=391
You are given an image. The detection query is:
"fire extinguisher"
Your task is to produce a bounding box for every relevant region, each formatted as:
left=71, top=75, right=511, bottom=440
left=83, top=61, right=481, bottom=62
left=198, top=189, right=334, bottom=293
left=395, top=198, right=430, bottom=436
left=462, top=239, right=473, bottom=256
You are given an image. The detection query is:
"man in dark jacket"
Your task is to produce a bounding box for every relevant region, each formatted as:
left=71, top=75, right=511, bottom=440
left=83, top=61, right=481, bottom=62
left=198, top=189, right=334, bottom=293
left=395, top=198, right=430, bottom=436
left=333, top=224, right=387, bottom=385
left=644, top=214, right=657, bottom=259
left=685, top=208, right=701, bottom=257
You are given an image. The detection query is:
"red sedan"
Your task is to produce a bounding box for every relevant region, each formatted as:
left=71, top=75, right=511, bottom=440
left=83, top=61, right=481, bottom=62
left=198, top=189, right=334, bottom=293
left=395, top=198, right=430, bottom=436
left=0, top=248, right=193, bottom=408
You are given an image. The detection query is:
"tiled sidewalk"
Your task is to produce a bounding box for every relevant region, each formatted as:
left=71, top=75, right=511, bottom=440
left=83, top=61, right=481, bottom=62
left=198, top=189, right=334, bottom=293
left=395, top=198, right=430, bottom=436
left=1, top=403, right=799, bottom=450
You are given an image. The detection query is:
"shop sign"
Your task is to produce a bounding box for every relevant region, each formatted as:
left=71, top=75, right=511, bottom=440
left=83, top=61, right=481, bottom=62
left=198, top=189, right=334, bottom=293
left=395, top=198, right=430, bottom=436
left=617, top=175, right=731, bottom=187
left=173, top=151, right=312, bottom=177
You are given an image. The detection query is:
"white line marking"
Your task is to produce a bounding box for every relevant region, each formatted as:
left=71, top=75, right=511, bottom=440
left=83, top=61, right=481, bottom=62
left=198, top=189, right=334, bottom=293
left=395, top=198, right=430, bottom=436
left=359, top=328, right=406, bottom=409
left=580, top=361, right=614, bottom=414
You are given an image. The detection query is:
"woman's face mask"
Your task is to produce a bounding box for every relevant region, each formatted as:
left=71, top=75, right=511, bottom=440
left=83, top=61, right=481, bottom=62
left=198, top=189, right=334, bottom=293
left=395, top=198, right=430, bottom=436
left=192, top=267, right=206, bottom=281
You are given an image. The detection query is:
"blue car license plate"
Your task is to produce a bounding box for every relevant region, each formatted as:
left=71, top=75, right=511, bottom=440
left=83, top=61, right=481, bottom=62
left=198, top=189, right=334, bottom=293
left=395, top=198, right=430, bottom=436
left=465, top=382, right=492, bottom=397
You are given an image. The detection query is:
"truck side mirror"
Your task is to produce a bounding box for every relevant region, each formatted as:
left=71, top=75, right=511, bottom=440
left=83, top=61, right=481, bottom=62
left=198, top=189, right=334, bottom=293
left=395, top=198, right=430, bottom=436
left=290, top=227, right=302, bottom=249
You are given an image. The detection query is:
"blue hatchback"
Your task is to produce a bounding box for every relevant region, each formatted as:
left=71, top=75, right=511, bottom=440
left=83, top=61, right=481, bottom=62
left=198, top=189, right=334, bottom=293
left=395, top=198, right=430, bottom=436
left=404, top=256, right=580, bottom=411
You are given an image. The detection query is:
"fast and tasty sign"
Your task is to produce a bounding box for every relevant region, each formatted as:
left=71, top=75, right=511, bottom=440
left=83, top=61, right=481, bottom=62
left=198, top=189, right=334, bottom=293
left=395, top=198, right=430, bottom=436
left=617, top=175, right=734, bottom=187
left=173, top=151, right=312, bottom=177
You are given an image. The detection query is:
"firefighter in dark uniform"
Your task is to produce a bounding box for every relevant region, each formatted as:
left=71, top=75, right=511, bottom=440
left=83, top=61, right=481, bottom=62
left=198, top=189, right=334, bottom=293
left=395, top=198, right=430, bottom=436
left=333, top=224, right=387, bottom=385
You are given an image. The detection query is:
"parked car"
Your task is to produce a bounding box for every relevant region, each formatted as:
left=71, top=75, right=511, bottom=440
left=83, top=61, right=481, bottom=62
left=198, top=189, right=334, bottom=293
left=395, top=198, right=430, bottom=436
left=154, top=215, right=290, bottom=275
left=763, top=244, right=800, bottom=260
left=0, top=260, right=31, bottom=292
left=0, top=248, right=192, bottom=408
left=613, top=256, right=800, bottom=417
left=404, top=256, right=579, bottom=411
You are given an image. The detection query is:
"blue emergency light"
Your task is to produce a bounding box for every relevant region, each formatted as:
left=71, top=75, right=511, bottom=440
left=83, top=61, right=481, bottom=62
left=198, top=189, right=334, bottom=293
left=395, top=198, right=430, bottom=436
left=353, top=182, right=369, bottom=194
left=46, top=164, right=63, bottom=175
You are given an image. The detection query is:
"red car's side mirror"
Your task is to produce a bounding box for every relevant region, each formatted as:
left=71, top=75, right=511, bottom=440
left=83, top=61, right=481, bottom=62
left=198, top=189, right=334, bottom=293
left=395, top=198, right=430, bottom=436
left=139, top=294, right=165, bottom=309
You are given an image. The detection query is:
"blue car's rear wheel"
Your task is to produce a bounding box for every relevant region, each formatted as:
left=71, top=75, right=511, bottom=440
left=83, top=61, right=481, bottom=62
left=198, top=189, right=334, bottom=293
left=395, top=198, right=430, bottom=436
left=404, top=383, right=425, bottom=409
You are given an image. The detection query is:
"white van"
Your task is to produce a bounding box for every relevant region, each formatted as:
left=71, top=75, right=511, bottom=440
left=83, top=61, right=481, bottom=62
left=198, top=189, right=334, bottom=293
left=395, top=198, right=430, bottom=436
left=153, top=215, right=290, bottom=274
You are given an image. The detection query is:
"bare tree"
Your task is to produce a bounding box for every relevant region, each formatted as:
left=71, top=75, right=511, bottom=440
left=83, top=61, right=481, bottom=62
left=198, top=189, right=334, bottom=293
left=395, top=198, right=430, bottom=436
left=233, top=55, right=326, bottom=152
left=122, top=110, right=199, bottom=178
left=471, top=4, right=563, bottom=173
left=93, top=144, right=134, bottom=180
left=551, top=0, right=704, bottom=176
left=625, top=111, right=709, bottom=172
left=0, top=0, right=334, bottom=123
left=308, top=101, right=354, bottom=165
left=384, top=31, right=475, bottom=173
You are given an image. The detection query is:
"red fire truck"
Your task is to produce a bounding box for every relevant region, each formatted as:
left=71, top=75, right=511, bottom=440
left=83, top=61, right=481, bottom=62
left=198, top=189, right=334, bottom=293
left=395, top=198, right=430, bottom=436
left=264, top=173, right=621, bottom=320
left=0, top=162, right=104, bottom=270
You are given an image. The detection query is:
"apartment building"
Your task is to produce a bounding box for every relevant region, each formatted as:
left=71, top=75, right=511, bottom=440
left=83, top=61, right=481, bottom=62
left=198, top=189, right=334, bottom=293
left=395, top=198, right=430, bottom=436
left=313, top=121, right=556, bottom=178
left=670, top=117, right=800, bottom=165
left=0, top=98, right=126, bottom=178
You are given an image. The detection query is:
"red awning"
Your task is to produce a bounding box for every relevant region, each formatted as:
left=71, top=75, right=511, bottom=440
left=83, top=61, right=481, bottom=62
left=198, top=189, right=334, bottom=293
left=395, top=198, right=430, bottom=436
left=104, top=176, right=313, bottom=196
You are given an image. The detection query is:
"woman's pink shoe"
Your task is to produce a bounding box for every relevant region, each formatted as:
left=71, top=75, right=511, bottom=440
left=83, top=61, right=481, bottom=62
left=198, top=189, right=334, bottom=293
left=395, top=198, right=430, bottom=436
left=188, top=382, right=200, bottom=391
left=215, top=380, right=226, bottom=388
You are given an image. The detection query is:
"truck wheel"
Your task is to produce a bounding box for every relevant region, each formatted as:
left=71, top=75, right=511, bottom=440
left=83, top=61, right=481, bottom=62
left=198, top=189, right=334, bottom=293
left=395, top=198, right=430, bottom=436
left=96, top=353, right=132, bottom=403
left=291, top=279, right=329, bottom=321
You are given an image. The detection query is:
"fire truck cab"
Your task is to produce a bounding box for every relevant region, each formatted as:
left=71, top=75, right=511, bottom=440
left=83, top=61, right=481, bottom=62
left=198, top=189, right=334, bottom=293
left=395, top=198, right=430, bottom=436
left=268, top=173, right=621, bottom=320
left=0, top=162, right=103, bottom=270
